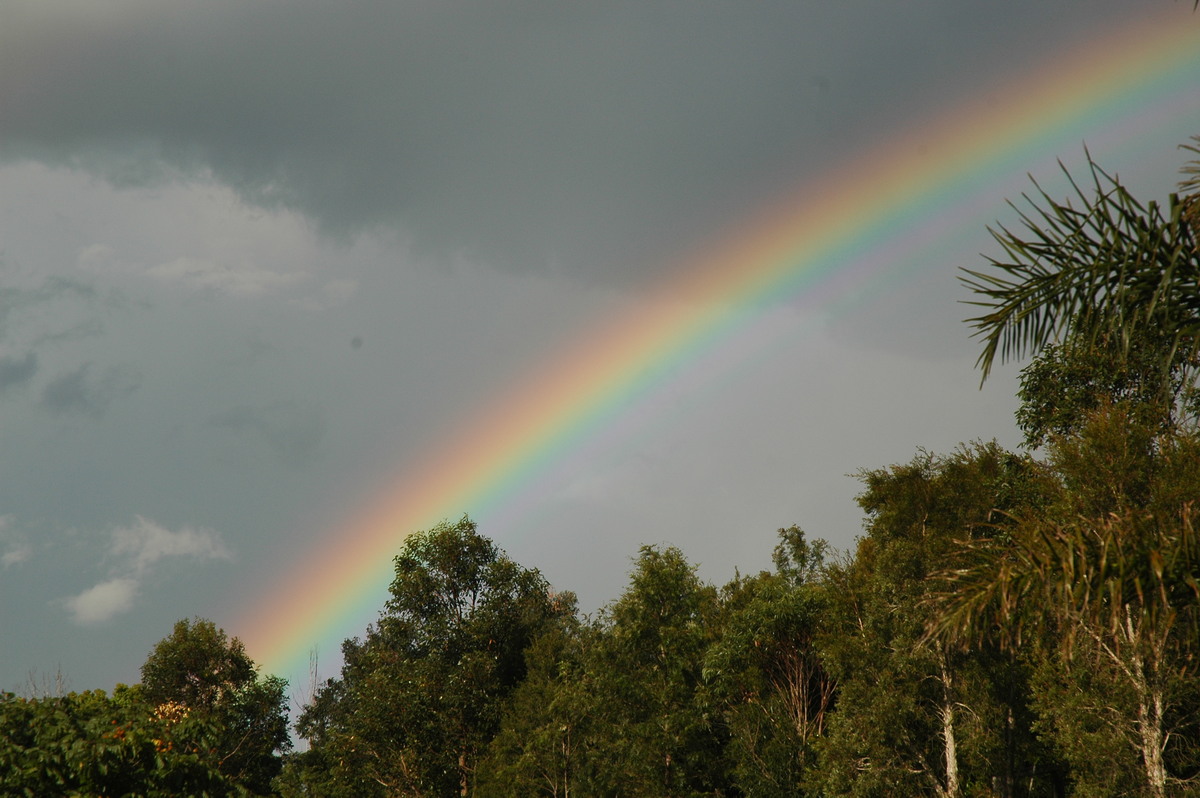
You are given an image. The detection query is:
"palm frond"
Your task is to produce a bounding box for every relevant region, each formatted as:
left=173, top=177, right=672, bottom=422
left=964, top=151, right=1200, bottom=383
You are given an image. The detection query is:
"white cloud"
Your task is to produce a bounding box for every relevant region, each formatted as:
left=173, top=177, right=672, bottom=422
left=63, top=577, right=139, bottom=625
left=59, top=517, right=232, bottom=625
left=2, top=544, right=32, bottom=568
left=0, top=515, right=31, bottom=567
left=111, top=515, right=232, bottom=574
left=76, top=243, right=124, bottom=274
left=321, top=279, right=358, bottom=306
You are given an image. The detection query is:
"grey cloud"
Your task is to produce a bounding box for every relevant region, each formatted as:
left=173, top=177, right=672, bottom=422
left=40, top=363, right=141, bottom=418
left=147, top=257, right=305, bottom=298
left=0, top=278, right=97, bottom=334
left=0, top=1, right=1142, bottom=286
left=33, top=319, right=107, bottom=348
left=0, top=352, right=38, bottom=392
left=208, top=402, right=326, bottom=464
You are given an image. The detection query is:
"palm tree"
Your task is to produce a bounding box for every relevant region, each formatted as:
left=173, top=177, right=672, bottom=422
left=962, top=140, right=1200, bottom=386
left=938, top=140, right=1200, bottom=796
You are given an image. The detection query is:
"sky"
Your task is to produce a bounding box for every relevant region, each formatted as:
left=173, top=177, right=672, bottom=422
left=1, top=1, right=1198, bottom=701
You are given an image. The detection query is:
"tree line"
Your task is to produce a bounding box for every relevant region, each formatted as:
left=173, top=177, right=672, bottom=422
left=3, top=146, right=1199, bottom=797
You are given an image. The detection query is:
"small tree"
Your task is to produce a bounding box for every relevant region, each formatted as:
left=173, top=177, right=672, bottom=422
left=142, top=618, right=256, bottom=710
left=141, top=617, right=290, bottom=794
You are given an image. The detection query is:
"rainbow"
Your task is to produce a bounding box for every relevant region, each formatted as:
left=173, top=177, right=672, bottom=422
left=238, top=11, right=1200, bottom=682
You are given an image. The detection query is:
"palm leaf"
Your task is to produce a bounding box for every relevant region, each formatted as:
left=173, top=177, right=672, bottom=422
left=963, top=151, right=1200, bottom=383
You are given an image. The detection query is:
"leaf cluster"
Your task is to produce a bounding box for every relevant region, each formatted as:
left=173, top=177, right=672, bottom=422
left=0, top=685, right=246, bottom=797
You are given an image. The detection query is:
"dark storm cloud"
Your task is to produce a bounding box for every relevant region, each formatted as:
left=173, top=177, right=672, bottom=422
left=40, top=363, right=141, bottom=418
left=0, top=352, right=38, bottom=393
left=0, top=0, right=1139, bottom=284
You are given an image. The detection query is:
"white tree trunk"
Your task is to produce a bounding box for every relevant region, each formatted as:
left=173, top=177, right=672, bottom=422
left=1138, top=685, right=1168, bottom=798
left=938, top=655, right=961, bottom=798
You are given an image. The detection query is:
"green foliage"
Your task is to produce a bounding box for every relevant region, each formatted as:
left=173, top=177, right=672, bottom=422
left=704, top=530, right=834, bottom=797
left=771, top=524, right=829, bottom=585
left=0, top=684, right=249, bottom=797
left=142, top=618, right=257, bottom=710
left=475, top=614, right=588, bottom=798
left=479, top=544, right=751, bottom=798
left=0, top=620, right=289, bottom=798
left=289, top=516, right=569, bottom=797
left=818, top=444, right=1059, bottom=797
left=141, top=617, right=291, bottom=794
left=1016, top=327, right=1200, bottom=449
left=927, top=410, right=1200, bottom=796
left=575, top=545, right=729, bottom=797
left=1027, top=637, right=1149, bottom=798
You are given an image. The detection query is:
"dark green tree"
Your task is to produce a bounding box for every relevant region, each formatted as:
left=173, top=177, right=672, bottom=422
left=572, top=545, right=729, bottom=797
left=141, top=618, right=256, bottom=710
left=703, top=527, right=835, bottom=796
left=475, top=602, right=588, bottom=798
left=817, top=444, right=1060, bottom=798
left=289, top=516, right=569, bottom=797
left=927, top=409, right=1200, bottom=798
left=1015, top=326, right=1200, bottom=449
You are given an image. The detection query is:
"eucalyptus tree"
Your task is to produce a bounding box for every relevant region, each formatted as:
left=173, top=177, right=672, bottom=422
left=575, top=545, right=729, bottom=797
left=926, top=409, right=1200, bottom=798
left=703, top=527, right=835, bottom=796
left=817, top=444, right=1057, bottom=798
left=943, top=137, right=1200, bottom=796
left=290, top=517, right=569, bottom=797
left=475, top=609, right=588, bottom=798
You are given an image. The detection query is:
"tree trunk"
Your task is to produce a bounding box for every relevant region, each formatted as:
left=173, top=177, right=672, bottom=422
left=1123, top=608, right=1168, bottom=798
left=1137, top=685, right=1168, bottom=798
left=938, top=655, right=961, bottom=798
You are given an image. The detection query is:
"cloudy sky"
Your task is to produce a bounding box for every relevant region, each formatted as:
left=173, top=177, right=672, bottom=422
left=1, top=1, right=1198, bottom=697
